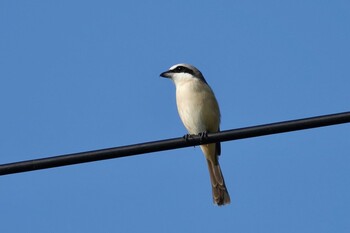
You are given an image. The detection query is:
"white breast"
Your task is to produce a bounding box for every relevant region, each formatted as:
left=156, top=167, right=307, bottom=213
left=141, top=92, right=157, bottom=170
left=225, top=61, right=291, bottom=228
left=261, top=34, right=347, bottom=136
left=174, top=79, right=220, bottom=134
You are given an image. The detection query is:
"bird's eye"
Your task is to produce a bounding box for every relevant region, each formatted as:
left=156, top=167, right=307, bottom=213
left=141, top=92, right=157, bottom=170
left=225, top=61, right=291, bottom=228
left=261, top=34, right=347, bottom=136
left=175, top=66, right=185, bottom=72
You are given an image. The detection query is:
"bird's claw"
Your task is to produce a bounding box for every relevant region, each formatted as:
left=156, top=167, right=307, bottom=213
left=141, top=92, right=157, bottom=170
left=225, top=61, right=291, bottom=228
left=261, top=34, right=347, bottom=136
left=199, top=131, right=208, bottom=142
left=183, top=134, right=192, bottom=141
left=184, top=131, right=208, bottom=143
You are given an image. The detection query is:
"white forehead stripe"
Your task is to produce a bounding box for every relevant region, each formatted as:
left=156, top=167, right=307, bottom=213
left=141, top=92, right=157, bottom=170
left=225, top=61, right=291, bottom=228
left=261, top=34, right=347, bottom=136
left=169, top=63, right=186, bottom=70
left=169, top=63, right=199, bottom=71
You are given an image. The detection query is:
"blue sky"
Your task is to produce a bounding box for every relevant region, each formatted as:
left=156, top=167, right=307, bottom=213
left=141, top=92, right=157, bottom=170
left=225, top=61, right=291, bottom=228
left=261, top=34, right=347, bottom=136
left=1, top=1, right=349, bottom=232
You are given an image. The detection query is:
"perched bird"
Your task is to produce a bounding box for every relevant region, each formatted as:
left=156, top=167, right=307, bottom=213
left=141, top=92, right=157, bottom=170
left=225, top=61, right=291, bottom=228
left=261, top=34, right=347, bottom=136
left=160, top=63, right=230, bottom=206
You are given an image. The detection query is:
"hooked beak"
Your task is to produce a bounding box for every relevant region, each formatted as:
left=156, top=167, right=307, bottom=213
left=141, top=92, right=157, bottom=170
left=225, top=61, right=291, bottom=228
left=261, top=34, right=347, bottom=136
left=160, top=71, right=172, bottom=78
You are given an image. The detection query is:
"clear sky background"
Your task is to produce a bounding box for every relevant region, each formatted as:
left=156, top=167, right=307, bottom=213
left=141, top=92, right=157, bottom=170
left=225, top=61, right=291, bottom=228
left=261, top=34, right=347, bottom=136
left=1, top=1, right=349, bottom=232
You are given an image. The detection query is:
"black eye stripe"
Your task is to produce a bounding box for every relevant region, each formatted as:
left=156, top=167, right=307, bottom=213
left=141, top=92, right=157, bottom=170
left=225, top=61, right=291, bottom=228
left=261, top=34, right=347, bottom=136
left=172, top=66, right=195, bottom=75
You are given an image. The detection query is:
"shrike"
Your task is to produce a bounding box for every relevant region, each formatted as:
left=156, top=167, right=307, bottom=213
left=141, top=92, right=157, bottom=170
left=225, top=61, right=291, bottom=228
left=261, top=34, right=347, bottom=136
left=160, top=63, right=230, bottom=206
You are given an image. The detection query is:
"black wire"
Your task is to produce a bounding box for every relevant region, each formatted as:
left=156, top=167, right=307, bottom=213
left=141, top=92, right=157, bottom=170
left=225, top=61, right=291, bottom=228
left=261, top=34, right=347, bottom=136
left=1, top=111, right=349, bottom=176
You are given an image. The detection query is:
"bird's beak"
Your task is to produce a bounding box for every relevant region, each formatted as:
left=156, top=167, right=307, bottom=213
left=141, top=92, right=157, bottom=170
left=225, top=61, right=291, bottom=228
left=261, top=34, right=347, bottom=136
left=160, top=71, right=171, bottom=78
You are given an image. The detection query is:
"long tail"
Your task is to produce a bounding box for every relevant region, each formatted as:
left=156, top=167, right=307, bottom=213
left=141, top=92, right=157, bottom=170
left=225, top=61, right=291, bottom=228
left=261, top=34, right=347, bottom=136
left=206, top=159, right=231, bottom=206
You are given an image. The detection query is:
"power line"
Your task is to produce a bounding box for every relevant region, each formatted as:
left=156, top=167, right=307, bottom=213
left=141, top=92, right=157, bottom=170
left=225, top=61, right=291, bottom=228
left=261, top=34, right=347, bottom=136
left=1, top=111, right=349, bottom=176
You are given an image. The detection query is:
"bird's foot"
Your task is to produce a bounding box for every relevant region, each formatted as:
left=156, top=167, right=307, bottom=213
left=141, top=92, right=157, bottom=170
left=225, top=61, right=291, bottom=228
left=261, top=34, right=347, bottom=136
left=183, top=134, right=192, bottom=142
left=198, top=131, right=208, bottom=142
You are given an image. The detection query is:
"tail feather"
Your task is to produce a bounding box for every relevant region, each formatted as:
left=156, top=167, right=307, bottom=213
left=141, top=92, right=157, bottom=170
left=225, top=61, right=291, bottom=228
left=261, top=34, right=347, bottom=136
left=206, top=159, right=231, bottom=206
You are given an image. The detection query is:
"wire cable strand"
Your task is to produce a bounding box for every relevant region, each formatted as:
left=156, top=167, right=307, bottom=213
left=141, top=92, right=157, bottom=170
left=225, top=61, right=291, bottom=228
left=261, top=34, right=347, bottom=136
left=1, top=111, right=349, bottom=176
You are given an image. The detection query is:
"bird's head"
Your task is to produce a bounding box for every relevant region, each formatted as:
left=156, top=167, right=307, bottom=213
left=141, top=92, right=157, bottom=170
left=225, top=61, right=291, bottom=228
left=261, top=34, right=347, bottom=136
left=160, top=63, right=207, bottom=84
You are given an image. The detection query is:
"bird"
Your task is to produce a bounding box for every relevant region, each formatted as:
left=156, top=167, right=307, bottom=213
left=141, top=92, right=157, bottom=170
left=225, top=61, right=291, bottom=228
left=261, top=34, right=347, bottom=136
left=160, top=63, right=230, bottom=206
